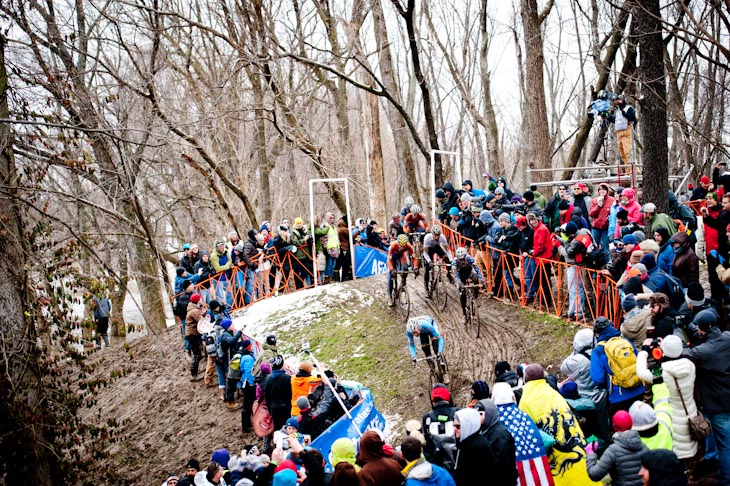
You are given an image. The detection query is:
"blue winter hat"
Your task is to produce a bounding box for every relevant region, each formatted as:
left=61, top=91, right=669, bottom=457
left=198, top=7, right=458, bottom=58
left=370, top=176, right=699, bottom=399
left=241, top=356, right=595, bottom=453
left=622, top=234, right=638, bottom=245
left=182, top=243, right=191, bottom=250
left=285, top=417, right=300, bottom=430
left=211, top=448, right=230, bottom=468
left=448, top=207, right=459, bottom=216
left=559, top=380, right=579, bottom=400
left=220, top=318, right=232, bottom=330
left=565, top=221, right=579, bottom=235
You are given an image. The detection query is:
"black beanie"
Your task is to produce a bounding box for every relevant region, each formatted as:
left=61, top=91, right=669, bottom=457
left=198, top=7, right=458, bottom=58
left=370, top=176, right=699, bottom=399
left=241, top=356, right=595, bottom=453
left=182, top=279, right=192, bottom=289
left=176, top=267, right=186, bottom=276
left=622, top=276, right=644, bottom=296
left=558, top=200, right=570, bottom=211
left=494, top=361, right=512, bottom=378
left=186, top=458, right=200, bottom=471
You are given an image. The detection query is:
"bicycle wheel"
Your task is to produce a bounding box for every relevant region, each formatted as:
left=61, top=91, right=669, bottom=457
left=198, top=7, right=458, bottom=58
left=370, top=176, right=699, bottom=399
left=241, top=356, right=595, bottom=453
left=470, top=295, right=481, bottom=338
left=437, top=355, right=450, bottom=385
left=433, top=267, right=448, bottom=311
left=398, top=285, right=410, bottom=318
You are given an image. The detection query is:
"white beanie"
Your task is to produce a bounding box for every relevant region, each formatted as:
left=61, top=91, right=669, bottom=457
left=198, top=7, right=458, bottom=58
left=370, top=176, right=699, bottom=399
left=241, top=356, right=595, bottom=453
left=491, top=382, right=516, bottom=406
left=661, top=334, right=684, bottom=359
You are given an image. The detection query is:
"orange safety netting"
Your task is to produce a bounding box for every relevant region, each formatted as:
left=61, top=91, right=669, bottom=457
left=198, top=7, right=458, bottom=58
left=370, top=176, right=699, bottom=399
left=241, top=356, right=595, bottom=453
left=173, top=225, right=624, bottom=326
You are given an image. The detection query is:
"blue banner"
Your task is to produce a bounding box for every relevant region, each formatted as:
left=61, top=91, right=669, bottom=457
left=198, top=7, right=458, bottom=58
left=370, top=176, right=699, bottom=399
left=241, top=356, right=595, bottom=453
left=310, top=388, right=387, bottom=471
left=354, top=245, right=388, bottom=278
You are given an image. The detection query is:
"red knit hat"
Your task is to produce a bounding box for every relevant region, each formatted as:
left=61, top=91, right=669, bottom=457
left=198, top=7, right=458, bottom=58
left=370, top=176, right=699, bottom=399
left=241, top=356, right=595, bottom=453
left=431, top=386, right=451, bottom=402
left=190, top=294, right=201, bottom=304
left=274, top=459, right=297, bottom=474
left=613, top=410, right=633, bottom=432
left=700, top=175, right=711, bottom=184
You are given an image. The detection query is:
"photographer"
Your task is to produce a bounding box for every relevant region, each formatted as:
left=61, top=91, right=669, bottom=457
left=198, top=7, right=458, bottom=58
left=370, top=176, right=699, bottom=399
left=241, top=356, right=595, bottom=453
left=712, top=161, right=730, bottom=192
left=612, top=94, right=636, bottom=166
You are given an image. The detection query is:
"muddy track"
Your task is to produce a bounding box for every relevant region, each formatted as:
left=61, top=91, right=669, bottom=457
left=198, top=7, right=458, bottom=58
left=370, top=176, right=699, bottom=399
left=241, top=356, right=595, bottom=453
left=375, top=272, right=532, bottom=390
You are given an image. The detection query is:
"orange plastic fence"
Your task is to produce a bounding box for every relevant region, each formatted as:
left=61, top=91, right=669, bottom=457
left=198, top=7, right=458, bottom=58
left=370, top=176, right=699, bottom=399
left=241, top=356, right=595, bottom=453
left=173, top=225, right=624, bottom=327
left=439, top=222, right=622, bottom=326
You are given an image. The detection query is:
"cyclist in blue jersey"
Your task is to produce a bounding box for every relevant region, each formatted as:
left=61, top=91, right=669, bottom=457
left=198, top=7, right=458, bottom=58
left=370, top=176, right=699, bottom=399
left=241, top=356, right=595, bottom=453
left=406, top=316, right=445, bottom=367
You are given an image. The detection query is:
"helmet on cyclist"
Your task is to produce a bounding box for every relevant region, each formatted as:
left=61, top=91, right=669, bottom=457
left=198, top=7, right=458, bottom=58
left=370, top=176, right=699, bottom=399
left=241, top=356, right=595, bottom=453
left=406, top=317, right=421, bottom=334
left=431, top=225, right=442, bottom=236
left=410, top=205, right=422, bottom=215
left=397, top=234, right=408, bottom=247
left=404, top=196, right=414, bottom=208
left=455, top=247, right=468, bottom=259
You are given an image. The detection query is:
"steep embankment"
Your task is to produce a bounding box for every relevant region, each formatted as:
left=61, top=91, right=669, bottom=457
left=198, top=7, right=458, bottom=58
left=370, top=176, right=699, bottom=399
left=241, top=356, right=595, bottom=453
left=83, top=274, right=577, bottom=484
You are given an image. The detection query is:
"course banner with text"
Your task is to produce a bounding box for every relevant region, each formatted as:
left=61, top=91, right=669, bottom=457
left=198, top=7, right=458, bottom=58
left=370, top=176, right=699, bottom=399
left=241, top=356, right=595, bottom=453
left=354, top=245, right=388, bottom=278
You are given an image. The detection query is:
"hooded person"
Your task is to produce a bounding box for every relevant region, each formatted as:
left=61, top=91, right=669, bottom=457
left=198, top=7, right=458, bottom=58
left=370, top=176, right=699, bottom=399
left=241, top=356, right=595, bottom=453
left=472, top=399, right=517, bottom=486
left=619, top=188, right=643, bottom=223
left=519, top=364, right=600, bottom=486
left=586, top=411, right=648, bottom=486
left=453, top=408, right=496, bottom=486
left=421, top=385, right=459, bottom=474
left=638, top=449, right=688, bottom=486
left=262, top=355, right=292, bottom=432
left=330, top=437, right=360, bottom=472
left=400, top=435, right=456, bottom=486
left=491, top=382, right=554, bottom=486
left=494, top=361, right=523, bottom=403
left=669, top=232, right=699, bottom=287
left=628, top=400, right=674, bottom=452
left=356, top=430, right=403, bottom=486
left=290, top=361, right=321, bottom=416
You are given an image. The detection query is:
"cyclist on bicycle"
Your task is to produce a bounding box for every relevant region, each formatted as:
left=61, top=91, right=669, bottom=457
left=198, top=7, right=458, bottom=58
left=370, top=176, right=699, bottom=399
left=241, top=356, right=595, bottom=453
left=404, top=205, right=429, bottom=234
left=406, top=316, right=445, bottom=368
left=387, top=234, right=415, bottom=304
left=400, top=196, right=415, bottom=220
left=423, top=225, right=454, bottom=289
left=451, top=247, right=485, bottom=318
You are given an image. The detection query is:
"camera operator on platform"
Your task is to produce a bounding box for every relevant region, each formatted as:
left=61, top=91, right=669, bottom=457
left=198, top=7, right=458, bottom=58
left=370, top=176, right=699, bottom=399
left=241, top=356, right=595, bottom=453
left=612, top=94, right=636, bottom=166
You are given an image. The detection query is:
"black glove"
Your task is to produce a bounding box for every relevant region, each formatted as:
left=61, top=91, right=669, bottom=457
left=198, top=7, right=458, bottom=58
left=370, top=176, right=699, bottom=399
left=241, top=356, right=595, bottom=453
left=412, top=358, right=417, bottom=368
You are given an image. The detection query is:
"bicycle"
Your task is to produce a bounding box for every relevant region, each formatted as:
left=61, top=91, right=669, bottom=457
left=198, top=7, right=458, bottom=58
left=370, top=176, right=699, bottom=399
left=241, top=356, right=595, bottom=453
left=407, top=232, right=425, bottom=276
left=388, top=267, right=411, bottom=318
left=415, top=353, right=450, bottom=388
left=426, top=261, right=450, bottom=312
left=460, top=283, right=483, bottom=338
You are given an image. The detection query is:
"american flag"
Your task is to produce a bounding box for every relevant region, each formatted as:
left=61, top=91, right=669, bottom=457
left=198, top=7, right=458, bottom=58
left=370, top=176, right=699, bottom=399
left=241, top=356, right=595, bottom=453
left=497, top=403, right=555, bottom=486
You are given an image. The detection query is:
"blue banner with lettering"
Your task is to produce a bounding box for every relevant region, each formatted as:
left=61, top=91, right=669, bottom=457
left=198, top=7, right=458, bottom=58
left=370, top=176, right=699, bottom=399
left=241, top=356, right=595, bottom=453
left=310, top=388, right=387, bottom=471
left=354, top=245, right=388, bottom=278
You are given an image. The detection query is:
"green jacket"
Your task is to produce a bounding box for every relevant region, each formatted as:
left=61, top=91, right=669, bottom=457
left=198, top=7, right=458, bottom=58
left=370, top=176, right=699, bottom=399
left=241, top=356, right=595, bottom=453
left=290, top=227, right=312, bottom=260
left=648, top=213, right=677, bottom=236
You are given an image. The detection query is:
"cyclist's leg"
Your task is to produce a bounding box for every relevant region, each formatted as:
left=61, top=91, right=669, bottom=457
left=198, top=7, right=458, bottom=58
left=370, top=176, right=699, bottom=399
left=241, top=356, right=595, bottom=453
left=419, top=333, right=432, bottom=357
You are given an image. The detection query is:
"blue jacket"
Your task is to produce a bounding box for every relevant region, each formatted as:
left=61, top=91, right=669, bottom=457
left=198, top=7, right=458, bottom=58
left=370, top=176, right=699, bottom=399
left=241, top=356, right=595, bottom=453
left=239, top=352, right=256, bottom=386
left=406, top=317, right=444, bottom=359
left=404, top=460, right=456, bottom=486
left=174, top=273, right=200, bottom=294
left=656, top=242, right=675, bottom=274
left=590, top=326, right=645, bottom=404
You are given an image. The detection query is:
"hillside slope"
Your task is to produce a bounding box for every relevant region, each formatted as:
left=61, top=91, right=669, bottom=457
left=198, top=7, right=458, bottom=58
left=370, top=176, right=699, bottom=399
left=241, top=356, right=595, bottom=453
left=83, top=274, right=577, bottom=484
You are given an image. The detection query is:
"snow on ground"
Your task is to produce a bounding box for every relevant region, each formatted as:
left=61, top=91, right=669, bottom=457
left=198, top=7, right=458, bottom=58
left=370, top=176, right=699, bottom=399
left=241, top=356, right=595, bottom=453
left=228, top=283, right=373, bottom=343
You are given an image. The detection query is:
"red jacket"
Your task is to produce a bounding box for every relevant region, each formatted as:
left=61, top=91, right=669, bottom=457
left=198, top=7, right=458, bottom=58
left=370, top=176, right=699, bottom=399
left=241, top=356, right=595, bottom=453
left=532, top=222, right=553, bottom=260
left=705, top=206, right=721, bottom=253
left=588, top=195, right=614, bottom=230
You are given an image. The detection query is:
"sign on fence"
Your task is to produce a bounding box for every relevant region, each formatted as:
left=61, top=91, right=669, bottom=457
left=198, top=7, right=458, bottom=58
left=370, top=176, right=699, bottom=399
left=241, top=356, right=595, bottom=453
left=354, top=245, right=388, bottom=278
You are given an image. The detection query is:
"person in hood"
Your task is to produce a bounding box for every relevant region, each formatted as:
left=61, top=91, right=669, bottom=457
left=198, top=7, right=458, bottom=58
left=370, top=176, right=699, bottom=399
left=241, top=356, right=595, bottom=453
left=494, top=361, right=523, bottom=403
left=453, top=408, right=496, bottom=486
left=262, top=355, right=292, bottom=432
left=619, top=188, right=643, bottom=223
left=638, top=449, right=687, bottom=486
left=682, top=309, right=730, bottom=485
left=440, top=182, right=459, bottom=223
left=473, top=399, right=517, bottom=486
left=330, top=437, right=360, bottom=472
left=401, top=435, right=455, bottom=486
left=496, top=176, right=515, bottom=200
left=241, top=230, right=260, bottom=305
left=669, top=232, right=699, bottom=287
left=586, top=411, right=648, bottom=486
left=571, top=182, right=593, bottom=230
left=491, top=382, right=554, bottom=486
left=519, top=363, right=600, bottom=486
left=667, top=190, right=697, bottom=239
left=356, top=430, right=402, bottom=486
left=561, top=328, right=609, bottom=440
left=590, top=317, right=645, bottom=414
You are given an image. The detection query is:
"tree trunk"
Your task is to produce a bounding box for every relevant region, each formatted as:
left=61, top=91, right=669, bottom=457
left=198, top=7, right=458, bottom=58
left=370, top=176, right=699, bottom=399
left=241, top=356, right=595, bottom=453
left=520, top=0, right=554, bottom=182
left=371, top=0, right=420, bottom=201
left=394, top=0, right=444, bottom=187
left=636, top=0, right=669, bottom=211
left=0, top=33, right=53, bottom=485
left=479, top=0, right=502, bottom=176
left=368, top=93, right=387, bottom=224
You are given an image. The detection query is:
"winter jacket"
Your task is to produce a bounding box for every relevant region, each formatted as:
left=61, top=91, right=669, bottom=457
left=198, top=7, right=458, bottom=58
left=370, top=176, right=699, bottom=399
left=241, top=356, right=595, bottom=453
left=453, top=409, right=496, bottom=486
left=529, top=220, right=552, bottom=260
left=219, top=329, right=242, bottom=363
left=422, top=401, right=459, bottom=473
left=647, top=213, right=677, bottom=236
left=656, top=241, right=675, bottom=275
left=591, top=326, right=645, bottom=404
left=356, top=431, right=403, bottom=486
left=637, top=383, right=675, bottom=452
left=671, top=232, right=699, bottom=286
left=185, top=302, right=203, bottom=336
left=586, top=430, right=647, bottom=486
left=589, top=194, right=614, bottom=230
left=668, top=191, right=697, bottom=233
left=701, top=205, right=726, bottom=254
left=403, top=460, right=455, bottom=486
left=263, top=369, right=293, bottom=416
left=573, top=194, right=593, bottom=229
left=662, top=358, right=699, bottom=459
left=519, top=379, right=600, bottom=486
left=495, top=402, right=553, bottom=486
left=211, top=246, right=232, bottom=273
left=477, top=400, right=517, bottom=486
left=194, top=258, right=215, bottom=287
left=290, top=227, right=312, bottom=260
left=561, top=353, right=604, bottom=403
left=290, top=371, right=321, bottom=416
left=620, top=189, right=643, bottom=223
left=682, top=327, right=730, bottom=414
left=242, top=233, right=259, bottom=269
left=621, top=307, right=652, bottom=349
